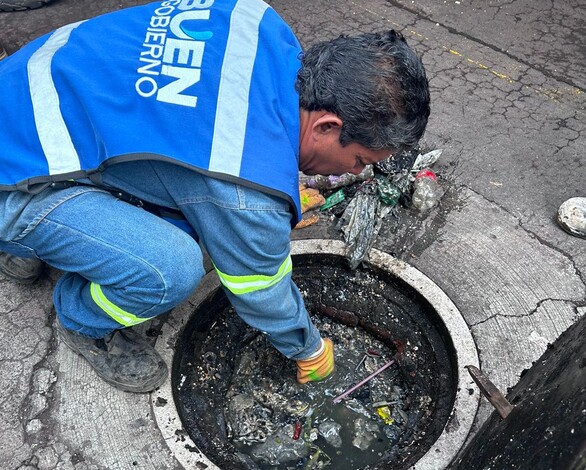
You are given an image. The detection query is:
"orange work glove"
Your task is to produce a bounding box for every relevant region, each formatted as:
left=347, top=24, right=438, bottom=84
left=297, top=338, right=335, bottom=384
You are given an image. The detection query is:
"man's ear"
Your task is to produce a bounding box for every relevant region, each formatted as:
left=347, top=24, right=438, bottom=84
left=312, top=112, right=343, bottom=136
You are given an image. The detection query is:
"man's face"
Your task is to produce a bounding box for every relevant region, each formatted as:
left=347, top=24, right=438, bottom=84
left=300, top=138, right=392, bottom=176
left=298, top=110, right=393, bottom=176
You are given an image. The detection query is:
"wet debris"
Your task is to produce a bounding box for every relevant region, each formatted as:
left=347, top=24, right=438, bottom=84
left=297, top=147, right=444, bottom=268
left=333, top=359, right=397, bottom=404
left=295, top=187, right=326, bottom=229
left=303, top=166, right=375, bottom=191
left=318, top=421, right=341, bottom=448
left=215, top=314, right=433, bottom=469
left=175, top=261, right=456, bottom=470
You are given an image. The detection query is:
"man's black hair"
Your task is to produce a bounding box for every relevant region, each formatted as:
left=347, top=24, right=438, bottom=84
left=296, top=30, right=430, bottom=152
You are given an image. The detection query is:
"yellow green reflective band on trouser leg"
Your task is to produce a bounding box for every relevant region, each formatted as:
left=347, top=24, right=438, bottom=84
left=89, top=282, right=151, bottom=327
left=214, top=255, right=293, bottom=295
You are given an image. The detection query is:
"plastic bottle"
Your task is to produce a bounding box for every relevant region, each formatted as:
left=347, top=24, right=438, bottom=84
left=412, top=169, right=443, bottom=212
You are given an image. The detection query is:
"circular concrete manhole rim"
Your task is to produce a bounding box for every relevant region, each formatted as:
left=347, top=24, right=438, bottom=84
left=152, top=239, right=480, bottom=470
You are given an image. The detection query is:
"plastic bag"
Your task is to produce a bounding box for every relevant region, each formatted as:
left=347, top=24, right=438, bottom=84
left=410, top=149, right=443, bottom=176
left=337, top=190, right=392, bottom=269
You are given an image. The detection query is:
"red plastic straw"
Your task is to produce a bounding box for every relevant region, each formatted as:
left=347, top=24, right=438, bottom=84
left=333, top=359, right=396, bottom=403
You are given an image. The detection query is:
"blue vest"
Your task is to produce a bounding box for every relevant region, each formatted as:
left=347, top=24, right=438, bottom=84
left=0, top=0, right=303, bottom=224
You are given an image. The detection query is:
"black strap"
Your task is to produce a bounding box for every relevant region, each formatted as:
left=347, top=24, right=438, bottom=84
left=49, top=180, right=184, bottom=218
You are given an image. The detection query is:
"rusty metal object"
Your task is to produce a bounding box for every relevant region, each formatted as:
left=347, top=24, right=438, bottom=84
left=316, top=305, right=405, bottom=354
left=466, top=365, right=514, bottom=419
left=317, top=305, right=359, bottom=326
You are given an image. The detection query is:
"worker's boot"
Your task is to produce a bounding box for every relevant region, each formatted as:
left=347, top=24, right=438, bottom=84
left=55, top=318, right=168, bottom=393
left=0, top=252, right=44, bottom=283
left=297, top=338, right=335, bottom=384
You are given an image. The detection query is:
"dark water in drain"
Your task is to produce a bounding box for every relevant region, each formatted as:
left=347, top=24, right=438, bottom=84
left=173, top=254, right=456, bottom=470
left=225, top=316, right=415, bottom=469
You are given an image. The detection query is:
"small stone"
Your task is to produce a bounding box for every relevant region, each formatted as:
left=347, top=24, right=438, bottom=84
left=557, top=197, right=586, bottom=238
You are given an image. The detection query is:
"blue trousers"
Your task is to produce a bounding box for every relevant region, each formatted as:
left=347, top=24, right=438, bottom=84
left=0, top=160, right=320, bottom=360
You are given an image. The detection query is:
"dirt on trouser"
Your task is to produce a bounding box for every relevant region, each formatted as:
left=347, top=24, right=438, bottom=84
left=173, top=254, right=456, bottom=470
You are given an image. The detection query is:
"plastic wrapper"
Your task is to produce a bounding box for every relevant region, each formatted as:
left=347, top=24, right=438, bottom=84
left=376, top=177, right=401, bottom=206
left=294, top=213, right=320, bottom=229
left=304, top=165, right=374, bottom=190
left=376, top=406, right=395, bottom=425
left=320, top=189, right=345, bottom=211
left=375, top=148, right=419, bottom=175
left=337, top=190, right=393, bottom=269
left=410, top=149, right=443, bottom=176
left=300, top=187, right=326, bottom=213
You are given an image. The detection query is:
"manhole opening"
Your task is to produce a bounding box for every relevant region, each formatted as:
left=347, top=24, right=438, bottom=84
left=172, top=253, right=459, bottom=470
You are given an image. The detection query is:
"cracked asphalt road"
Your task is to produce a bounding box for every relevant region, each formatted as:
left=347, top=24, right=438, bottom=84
left=1, top=0, right=584, bottom=468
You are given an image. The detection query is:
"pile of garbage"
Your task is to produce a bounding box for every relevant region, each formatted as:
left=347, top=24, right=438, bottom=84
left=297, top=149, right=444, bottom=269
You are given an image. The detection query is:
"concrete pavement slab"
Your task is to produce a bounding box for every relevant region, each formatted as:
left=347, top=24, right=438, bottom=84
left=398, top=190, right=584, bottom=427
left=0, top=274, right=55, bottom=469
left=388, top=0, right=586, bottom=90
left=0, top=0, right=584, bottom=468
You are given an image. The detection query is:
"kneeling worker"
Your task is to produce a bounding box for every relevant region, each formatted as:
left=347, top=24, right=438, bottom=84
left=0, top=0, right=430, bottom=392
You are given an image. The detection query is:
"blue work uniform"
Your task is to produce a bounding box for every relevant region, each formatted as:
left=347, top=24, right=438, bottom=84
left=0, top=0, right=321, bottom=359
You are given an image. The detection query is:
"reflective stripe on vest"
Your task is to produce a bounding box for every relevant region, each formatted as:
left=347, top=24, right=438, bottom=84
left=27, top=21, right=86, bottom=175
left=208, top=0, right=269, bottom=176
left=214, top=254, right=292, bottom=295
left=90, top=282, right=151, bottom=327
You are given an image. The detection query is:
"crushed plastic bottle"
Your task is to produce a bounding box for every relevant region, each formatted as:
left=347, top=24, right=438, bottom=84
left=412, top=169, right=443, bottom=212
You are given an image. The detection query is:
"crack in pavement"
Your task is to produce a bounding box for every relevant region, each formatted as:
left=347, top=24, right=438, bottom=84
left=382, top=0, right=586, bottom=93
left=461, top=185, right=586, bottom=286
left=469, top=298, right=583, bottom=327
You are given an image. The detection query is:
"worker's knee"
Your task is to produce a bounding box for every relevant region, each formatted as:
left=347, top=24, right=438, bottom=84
left=120, top=232, right=204, bottom=316
left=155, top=234, right=204, bottom=308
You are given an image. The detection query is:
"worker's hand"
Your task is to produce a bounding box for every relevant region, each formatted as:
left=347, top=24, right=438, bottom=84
left=297, top=338, right=335, bottom=384
left=300, top=187, right=325, bottom=214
